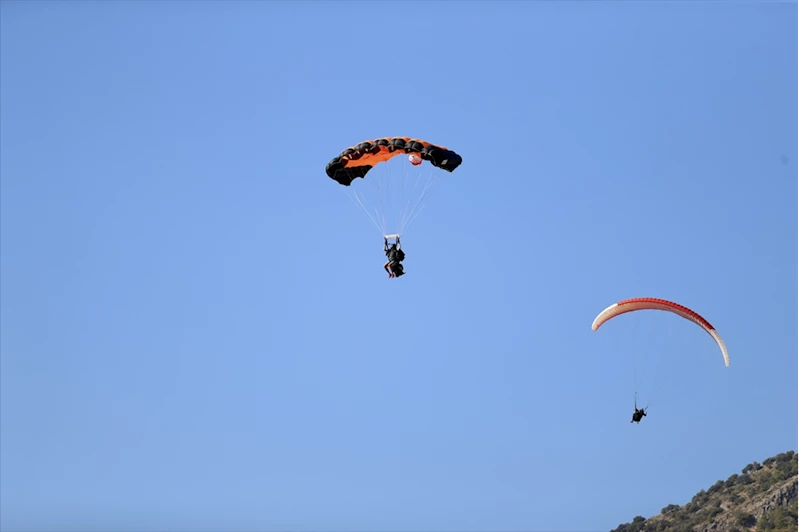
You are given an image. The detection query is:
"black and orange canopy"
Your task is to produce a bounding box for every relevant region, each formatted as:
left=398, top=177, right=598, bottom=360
left=326, top=136, right=463, bottom=186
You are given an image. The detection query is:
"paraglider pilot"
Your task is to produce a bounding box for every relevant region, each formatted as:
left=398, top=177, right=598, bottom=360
left=383, top=237, right=406, bottom=279
left=630, top=393, right=647, bottom=423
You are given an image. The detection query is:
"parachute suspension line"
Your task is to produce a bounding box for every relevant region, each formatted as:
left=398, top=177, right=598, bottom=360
left=399, top=164, right=427, bottom=232
left=377, top=162, right=389, bottom=236
left=357, top=171, right=388, bottom=236
left=403, top=204, right=426, bottom=234
left=400, top=171, right=442, bottom=235
left=398, top=169, right=423, bottom=234
left=345, top=157, right=437, bottom=240
left=375, top=180, right=386, bottom=235
left=402, top=173, right=438, bottom=234
left=367, top=174, right=388, bottom=236
left=357, top=192, right=384, bottom=236
left=384, top=158, right=395, bottom=233
left=398, top=163, right=420, bottom=237
left=398, top=158, right=409, bottom=236
left=347, top=189, right=384, bottom=237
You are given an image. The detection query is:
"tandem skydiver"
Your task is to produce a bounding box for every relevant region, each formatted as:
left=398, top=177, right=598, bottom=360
left=383, top=237, right=406, bottom=279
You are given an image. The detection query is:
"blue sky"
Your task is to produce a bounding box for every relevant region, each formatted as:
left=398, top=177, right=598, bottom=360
left=1, top=1, right=796, bottom=531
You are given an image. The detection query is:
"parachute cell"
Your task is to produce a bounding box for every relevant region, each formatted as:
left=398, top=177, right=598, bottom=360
left=591, top=297, right=730, bottom=367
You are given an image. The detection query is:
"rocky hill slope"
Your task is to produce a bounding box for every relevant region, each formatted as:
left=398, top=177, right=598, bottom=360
left=610, top=450, right=797, bottom=532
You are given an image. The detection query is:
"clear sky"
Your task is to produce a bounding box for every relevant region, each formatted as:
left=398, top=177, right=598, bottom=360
left=1, top=2, right=796, bottom=531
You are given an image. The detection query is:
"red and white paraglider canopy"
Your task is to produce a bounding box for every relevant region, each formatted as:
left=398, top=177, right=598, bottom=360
left=591, top=297, right=730, bottom=367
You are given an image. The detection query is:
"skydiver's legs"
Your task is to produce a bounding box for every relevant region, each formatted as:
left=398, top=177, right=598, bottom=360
left=384, top=262, right=394, bottom=278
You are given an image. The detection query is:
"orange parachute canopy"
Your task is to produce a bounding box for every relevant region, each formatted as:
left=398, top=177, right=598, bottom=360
left=591, top=297, right=730, bottom=367
left=326, top=136, right=463, bottom=186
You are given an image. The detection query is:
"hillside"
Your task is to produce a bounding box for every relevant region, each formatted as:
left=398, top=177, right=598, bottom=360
left=610, top=451, right=798, bottom=532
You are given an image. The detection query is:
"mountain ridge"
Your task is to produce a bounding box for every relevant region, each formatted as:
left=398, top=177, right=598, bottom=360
left=610, top=450, right=798, bottom=532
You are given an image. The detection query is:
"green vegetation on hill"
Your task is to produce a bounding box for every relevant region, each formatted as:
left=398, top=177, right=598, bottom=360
left=611, top=451, right=798, bottom=532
